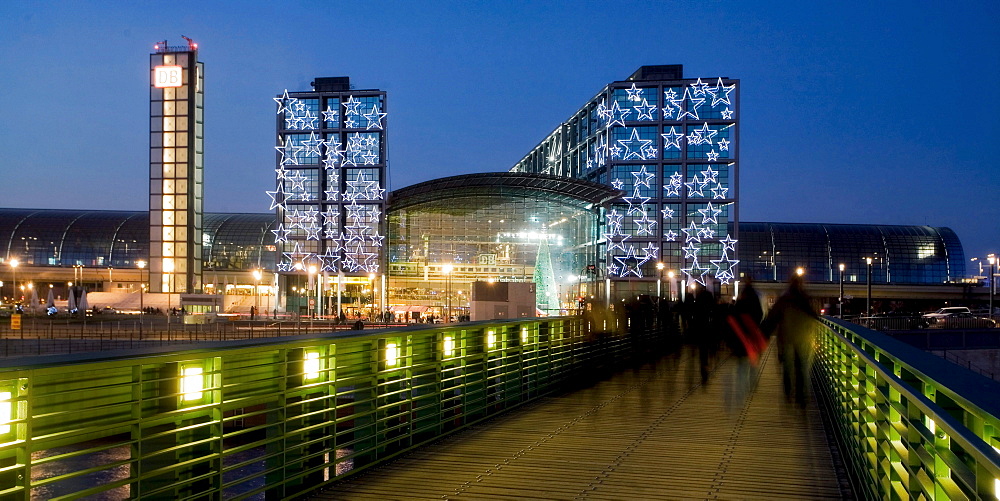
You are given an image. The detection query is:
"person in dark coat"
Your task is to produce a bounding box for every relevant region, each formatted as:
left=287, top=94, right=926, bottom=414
left=762, top=275, right=819, bottom=404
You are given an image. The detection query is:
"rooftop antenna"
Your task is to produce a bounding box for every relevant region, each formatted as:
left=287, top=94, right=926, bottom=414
left=181, top=35, right=198, bottom=50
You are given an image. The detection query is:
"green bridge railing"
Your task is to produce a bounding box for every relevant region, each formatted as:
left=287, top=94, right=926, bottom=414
left=0, top=316, right=647, bottom=500
left=817, top=317, right=1000, bottom=500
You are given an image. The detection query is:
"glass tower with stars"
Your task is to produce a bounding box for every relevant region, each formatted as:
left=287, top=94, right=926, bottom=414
left=510, top=65, right=739, bottom=299
left=270, top=77, right=388, bottom=315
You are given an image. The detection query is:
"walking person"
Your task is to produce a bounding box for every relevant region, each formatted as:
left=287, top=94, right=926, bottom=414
left=762, top=274, right=819, bottom=405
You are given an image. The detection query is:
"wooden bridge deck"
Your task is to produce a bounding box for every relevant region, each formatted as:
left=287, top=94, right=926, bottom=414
left=314, top=344, right=852, bottom=500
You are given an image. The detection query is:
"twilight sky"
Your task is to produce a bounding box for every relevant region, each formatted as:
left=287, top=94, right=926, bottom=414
left=0, top=1, right=997, bottom=273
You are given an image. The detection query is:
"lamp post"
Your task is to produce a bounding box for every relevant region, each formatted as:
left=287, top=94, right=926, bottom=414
left=368, top=273, right=376, bottom=322
left=308, top=265, right=318, bottom=319
left=656, top=262, right=664, bottom=300
left=667, top=271, right=675, bottom=302
left=838, top=263, right=845, bottom=318
left=9, top=259, right=19, bottom=304
left=865, top=257, right=873, bottom=316
left=252, top=269, right=262, bottom=320
left=988, top=254, right=996, bottom=318
left=137, top=260, right=146, bottom=340
left=164, top=259, right=174, bottom=325
left=442, top=264, right=453, bottom=323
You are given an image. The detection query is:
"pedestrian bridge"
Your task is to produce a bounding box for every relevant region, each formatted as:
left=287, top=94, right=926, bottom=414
left=0, top=317, right=996, bottom=499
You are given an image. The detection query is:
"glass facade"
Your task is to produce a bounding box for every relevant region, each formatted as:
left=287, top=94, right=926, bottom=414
left=738, top=222, right=965, bottom=284
left=510, top=65, right=739, bottom=296
left=386, top=173, right=616, bottom=314
left=0, top=210, right=272, bottom=271
left=270, top=80, right=387, bottom=280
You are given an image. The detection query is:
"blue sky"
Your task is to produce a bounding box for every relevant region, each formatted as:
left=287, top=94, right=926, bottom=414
left=0, top=1, right=997, bottom=272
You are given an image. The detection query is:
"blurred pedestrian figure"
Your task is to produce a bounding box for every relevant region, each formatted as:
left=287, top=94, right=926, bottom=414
left=723, top=277, right=766, bottom=409
left=690, top=285, right=719, bottom=384
left=762, top=275, right=819, bottom=404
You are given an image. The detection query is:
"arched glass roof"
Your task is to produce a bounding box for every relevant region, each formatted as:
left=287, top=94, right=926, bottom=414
left=389, top=172, right=622, bottom=211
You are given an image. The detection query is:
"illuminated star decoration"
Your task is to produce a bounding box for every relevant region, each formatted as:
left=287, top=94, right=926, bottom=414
left=687, top=123, right=718, bottom=146
left=611, top=179, right=624, bottom=190
left=698, top=202, right=723, bottom=225
left=710, top=253, right=739, bottom=284
left=690, top=78, right=711, bottom=97
left=274, top=90, right=297, bottom=115
left=276, top=136, right=301, bottom=165
left=632, top=165, right=655, bottom=188
left=625, top=83, right=643, bottom=101
left=300, top=132, right=323, bottom=157
left=634, top=213, right=657, bottom=236
left=634, top=99, right=658, bottom=121
left=664, top=230, right=678, bottom=242
left=662, top=127, right=684, bottom=150
left=661, top=206, right=675, bottom=220
left=616, top=129, right=654, bottom=160
left=681, top=222, right=704, bottom=243
left=622, top=189, right=650, bottom=216
left=682, top=243, right=700, bottom=259
left=606, top=100, right=631, bottom=128
left=614, top=246, right=646, bottom=278
left=322, top=105, right=339, bottom=124
left=682, top=259, right=712, bottom=286
left=721, top=108, right=734, bottom=119
left=341, top=96, right=363, bottom=115
left=664, top=172, right=683, bottom=197
left=719, top=234, right=738, bottom=253
left=270, top=223, right=291, bottom=243
left=266, top=183, right=289, bottom=210
left=671, top=87, right=705, bottom=120
left=343, top=170, right=386, bottom=201
left=363, top=104, right=387, bottom=130
left=717, top=138, right=730, bottom=151
left=707, top=78, right=735, bottom=107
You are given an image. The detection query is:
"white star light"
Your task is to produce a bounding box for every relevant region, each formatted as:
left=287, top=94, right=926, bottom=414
left=632, top=165, right=655, bottom=188
left=664, top=230, right=678, bottom=242
left=682, top=259, right=712, bottom=286
left=719, top=234, right=738, bottom=253
left=635, top=214, right=657, bottom=236
left=721, top=108, right=734, bottom=119
left=276, top=136, right=301, bottom=166
left=690, top=78, right=710, bottom=96
left=690, top=123, right=718, bottom=146
left=341, top=96, right=363, bottom=115
left=717, top=138, right=730, bottom=151
left=300, top=132, right=323, bottom=157
left=710, top=255, right=740, bottom=284
left=641, top=242, right=660, bottom=261
left=681, top=222, right=704, bottom=243
left=285, top=170, right=308, bottom=192
left=617, top=129, right=653, bottom=160
left=611, top=179, right=624, bottom=190
left=682, top=243, right=701, bottom=259
left=700, top=166, right=719, bottom=183
left=634, top=99, right=658, bottom=120
left=698, top=202, right=723, bottom=225
left=266, top=183, right=289, bottom=210
left=707, top=78, right=735, bottom=107
left=274, top=90, right=297, bottom=115
left=664, top=172, right=683, bottom=197
left=685, top=176, right=708, bottom=197
left=672, top=87, right=705, bottom=120
left=625, top=83, right=643, bottom=101
left=661, top=206, right=675, bottom=219
left=271, top=223, right=291, bottom=243
left=319, top=247, right=341, bottom=272
left=322, top=105, right=339, bottom=123
left=614, top=246, right=645, bottom=277
left=662, top=127, right=684, bottom=150
left=706, top=150, right=720, bottom=161
left=606, top=100, right=631, bottom=128
left=711, top=184, right=729, bottom=199
left=363, top=104, right=387, bottom=130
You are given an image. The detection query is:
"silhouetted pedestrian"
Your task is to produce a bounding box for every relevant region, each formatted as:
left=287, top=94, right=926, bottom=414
left=762, top=275, right=819, bottom=404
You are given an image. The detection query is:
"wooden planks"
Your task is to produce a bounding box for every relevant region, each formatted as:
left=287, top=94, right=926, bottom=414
left=314, top=344, right=851, bottom=500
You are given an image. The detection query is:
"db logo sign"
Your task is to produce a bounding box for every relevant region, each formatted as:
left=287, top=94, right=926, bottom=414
left=154, top=66, right=183, bottom=88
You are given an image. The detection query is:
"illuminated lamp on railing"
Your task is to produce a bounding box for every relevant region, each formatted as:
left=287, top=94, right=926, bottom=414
left=385, top=342, right=399, bottom=367
left=304, top=351, right=320, bottom=380
left=0, top=391, right=11, bottom=434
left=487, top=330, right=496, bottom=350
left=443, top=336, right=455, bottom=358
left=181, top=366, right=204, bottom=402
left=521, top=327, right=528, bottom=344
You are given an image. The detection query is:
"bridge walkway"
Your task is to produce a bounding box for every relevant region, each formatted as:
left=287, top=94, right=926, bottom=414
left=314, top=343, right=853, bottom=500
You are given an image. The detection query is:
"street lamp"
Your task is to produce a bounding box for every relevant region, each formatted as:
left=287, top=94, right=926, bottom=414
left=252, top=269, right=262, bottom=320
left=308, top=265, right=318, bottom=319
left=988, top=254, right=996, bottom=318
left=442, top=264, right=453, bottom=323
left=136, top=260, right=146, bottom=339
left=656, top=262, right=664, bottom=300
left=667, top=271, right=675, bottom=302
left=368, top=272, right=376, bottom=322
left=795, top=267, right=805, bottom=277
left=865, top=257, right=873, bottom=316
left=9, top=259, right=19, bottom=304
left=164, top=259, right=174, bottom=325
left=838, top=263, right=845, bottom=318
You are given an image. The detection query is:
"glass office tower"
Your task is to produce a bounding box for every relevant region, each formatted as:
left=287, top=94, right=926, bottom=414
left=270, top=78, right=388, bottom=314
left=149, top=38, right=205, bottom=294
left=511, top=65, right=739, bottom=298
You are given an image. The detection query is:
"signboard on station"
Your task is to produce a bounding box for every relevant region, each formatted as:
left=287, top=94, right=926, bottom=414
left=10, top=314, right=20, bottom=330
left=153, top=65, right=183, bottom=88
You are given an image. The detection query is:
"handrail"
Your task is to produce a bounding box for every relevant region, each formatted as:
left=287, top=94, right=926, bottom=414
left=0, top=316, right=644, bottom=499
left=816, top=317, right=1000, bottom=500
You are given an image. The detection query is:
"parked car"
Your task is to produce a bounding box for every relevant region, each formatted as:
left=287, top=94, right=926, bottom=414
left=927, top=312, right=996, bottom=329
left=858, top=312, right=924, bottom=330
left=920, top=307, right=972, bottom=327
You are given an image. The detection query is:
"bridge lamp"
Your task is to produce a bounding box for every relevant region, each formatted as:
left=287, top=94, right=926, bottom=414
left=443, top=335, right=455, bottom=358
left=865, top=257, right=874, bottom=316
left=487, top=329, right=496, bottom=350
left=304, top=351, right=321, bottom=380
left=180, top=365, right=205, bottom=402
left=385, top=342, right=399, bottom=367
left=838, top=264, right=845, bottom=318
left=521, top=327, right=528, bottom=344
left=0, top=391, right=11, bottom=434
